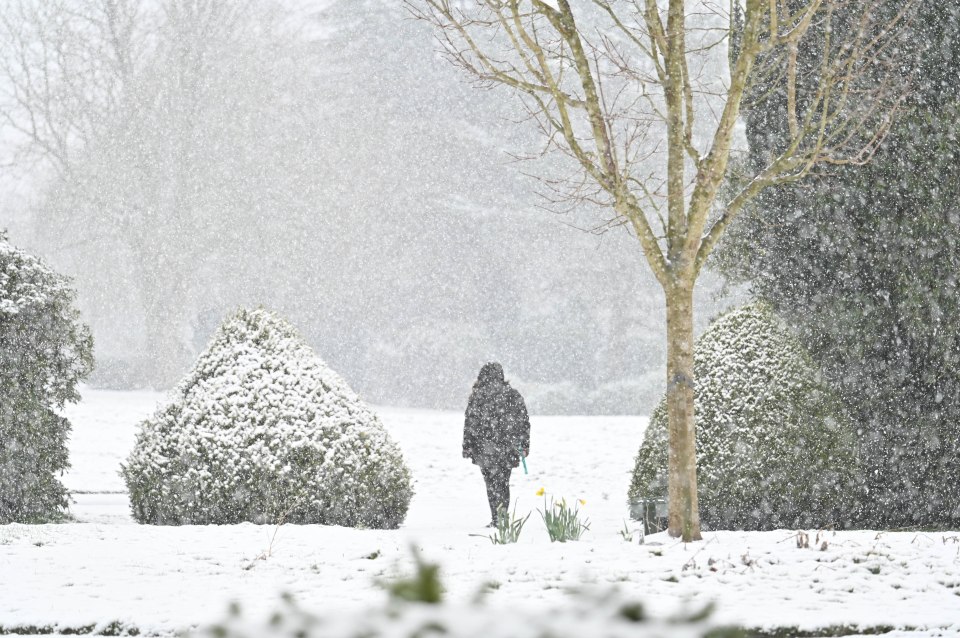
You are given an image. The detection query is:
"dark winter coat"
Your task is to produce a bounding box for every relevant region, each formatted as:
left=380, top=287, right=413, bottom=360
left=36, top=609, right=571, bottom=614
left=463, top=363, right=531, bottom=468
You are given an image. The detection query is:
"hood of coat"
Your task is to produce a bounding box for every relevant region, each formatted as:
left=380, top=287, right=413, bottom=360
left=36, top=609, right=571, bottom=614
left=475, top=362, right=505, bottom=389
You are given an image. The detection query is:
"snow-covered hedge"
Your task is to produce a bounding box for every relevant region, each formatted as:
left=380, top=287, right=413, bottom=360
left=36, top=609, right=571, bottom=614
left=629, top=303, right=862, bottom=530
left=122, top=308, right=413, bottom=527
left=0, top=230, right=93, bottom=523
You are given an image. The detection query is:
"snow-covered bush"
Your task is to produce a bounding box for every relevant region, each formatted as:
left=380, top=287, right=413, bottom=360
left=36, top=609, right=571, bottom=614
left=122, top=308, right=413, bottom=527
left=0, top=231, right=93, bottom=523
left=629, top=303, right=862, bottom=530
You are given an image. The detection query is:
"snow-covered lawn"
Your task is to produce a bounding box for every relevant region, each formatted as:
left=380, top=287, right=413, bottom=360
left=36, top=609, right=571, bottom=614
left=2, top=389, right=960, bottom=636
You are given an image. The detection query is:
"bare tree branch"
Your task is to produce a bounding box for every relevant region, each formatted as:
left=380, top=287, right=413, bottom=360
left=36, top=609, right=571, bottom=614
left=405, top=0, right=913, bottom=541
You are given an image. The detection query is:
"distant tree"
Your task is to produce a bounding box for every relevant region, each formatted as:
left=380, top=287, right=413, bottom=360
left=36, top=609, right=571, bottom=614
left=719, top=4, right=960, bottom=527
left=0, top=230, right=93, bottom=523
left=406, top=0, right=911, bottom=539
left=0, top=0, right=326, bottom=388
left=0, top=0, right=140, bottom=174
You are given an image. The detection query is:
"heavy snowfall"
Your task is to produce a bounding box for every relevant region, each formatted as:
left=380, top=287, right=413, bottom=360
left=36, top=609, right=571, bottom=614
left=1, top=0, right=959, bottom=636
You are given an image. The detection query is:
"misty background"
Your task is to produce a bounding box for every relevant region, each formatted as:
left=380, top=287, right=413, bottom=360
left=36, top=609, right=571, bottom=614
left=0, top=0, right=739, bottom=414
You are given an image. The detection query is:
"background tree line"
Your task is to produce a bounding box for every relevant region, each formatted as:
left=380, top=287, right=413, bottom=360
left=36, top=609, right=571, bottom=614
left=0, top=0, right=737, bottom=415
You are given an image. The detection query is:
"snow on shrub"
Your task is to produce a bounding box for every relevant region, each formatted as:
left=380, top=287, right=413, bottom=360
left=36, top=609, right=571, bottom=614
left=122, top=307, right=413, bottom=528
left=629, top=302, right=862, bottom=530
left=0, top=230, right=93, bottom=523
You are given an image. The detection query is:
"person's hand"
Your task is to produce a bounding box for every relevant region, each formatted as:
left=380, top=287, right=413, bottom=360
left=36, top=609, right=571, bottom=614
left=522, top=447, right=529, bottom=457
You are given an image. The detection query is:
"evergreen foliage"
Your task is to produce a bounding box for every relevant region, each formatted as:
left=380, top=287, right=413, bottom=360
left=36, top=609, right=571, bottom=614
left=629, top=304, right=861, bottom=531
left=122, top=308, right=413, bottom=528
left=721, top=4, right=960, bottom=527
left=0, top=230, right=93, bottom=523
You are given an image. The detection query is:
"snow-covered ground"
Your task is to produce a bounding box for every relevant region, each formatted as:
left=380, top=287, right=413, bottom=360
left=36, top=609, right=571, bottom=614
left=3, top=389, right=960, bottom=636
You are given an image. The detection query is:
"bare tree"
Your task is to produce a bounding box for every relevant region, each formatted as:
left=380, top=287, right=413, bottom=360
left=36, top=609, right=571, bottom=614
left=407, top=0, right=911, bottom=540
left=0, top=0, right=142, bottom=175
left=0, top=0, right=326, bottom=388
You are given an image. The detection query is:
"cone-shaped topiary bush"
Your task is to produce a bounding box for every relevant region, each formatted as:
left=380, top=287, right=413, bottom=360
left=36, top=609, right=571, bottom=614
left=122, top=308, right=413, bottom=527
left=1, top=230, right=93, bottom=523
left=629, top=302, right=862, bottom=531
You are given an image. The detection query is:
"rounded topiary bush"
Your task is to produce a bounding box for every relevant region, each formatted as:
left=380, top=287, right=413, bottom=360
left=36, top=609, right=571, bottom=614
left=629, top=302, right=862, bottom=530
left=122, top=307, right=413, bottom=528
left=0, top=230, right=93, bottom=523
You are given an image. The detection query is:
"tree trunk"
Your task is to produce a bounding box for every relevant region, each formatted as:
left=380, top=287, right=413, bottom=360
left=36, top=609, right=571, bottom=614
left=665, top=280, right=702, bottom=541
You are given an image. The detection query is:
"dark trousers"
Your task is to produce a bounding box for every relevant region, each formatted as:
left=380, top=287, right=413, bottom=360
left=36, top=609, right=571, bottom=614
left=480, top=464, right=512, bottom=524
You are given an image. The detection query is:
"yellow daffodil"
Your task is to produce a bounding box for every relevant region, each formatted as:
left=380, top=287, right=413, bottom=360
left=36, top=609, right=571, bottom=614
left=578, top=499, right=586, bottom=506
left=535, top=487, right=545, bottom=497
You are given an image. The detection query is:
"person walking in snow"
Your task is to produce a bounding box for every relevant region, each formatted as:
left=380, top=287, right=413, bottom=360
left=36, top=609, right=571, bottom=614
left=462, top=362, right=531, bottom=526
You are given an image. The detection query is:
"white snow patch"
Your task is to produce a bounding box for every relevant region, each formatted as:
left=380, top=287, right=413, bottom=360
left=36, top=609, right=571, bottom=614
left=3, top=389, right=958, bottom=636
